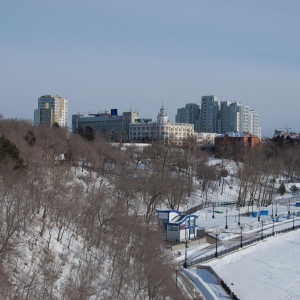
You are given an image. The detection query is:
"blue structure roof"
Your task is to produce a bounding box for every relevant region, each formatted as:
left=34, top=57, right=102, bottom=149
left=156, top=209, right=181, bottom=214
left=167, top=214, right=198, bottom=225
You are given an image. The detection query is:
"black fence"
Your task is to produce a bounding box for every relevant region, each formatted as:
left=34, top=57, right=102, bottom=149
left=220, top=279, right=240, bottom=300
left=187, top=223, right=300, bottom=268
left=185, top=201, right=237, bottom=214
left=184, top=195, right=300, bottom=215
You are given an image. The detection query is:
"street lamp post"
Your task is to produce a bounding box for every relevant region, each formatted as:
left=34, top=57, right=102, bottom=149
left=247, top=200, right=250, bottom=216
left=258, top=203, right=261, bottom=221
left=272, top=202, right=274, bottom=217
left=238, top=205, right=241, bottom=225
left=215, top=234, right=218, bottom=257
left=240, top=223, right=244, bottom=248
left=212, top=201, right=215, bottom=218
left=288, top=203, right=291, bottom=215
left=214, top=229, right=220, bottom=258
left=292, top=211, right=295, bottom=230
left=275, top=202, right=278, bottom=217
left=261, top=218, right=264, bottom=240
left=183, top=239, right=188, bottom=268
left=225, top=208, right=228, bottom=229
left=272, top=215, right=275, bottom=236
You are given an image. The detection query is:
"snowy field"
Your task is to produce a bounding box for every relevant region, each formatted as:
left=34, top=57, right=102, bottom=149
left=176, top=203, right=300, bottom=299
left=202, top=229, right=300, bottom=299
left=179, top=199, right=300, bottom=300
left=174, top=159, right=300, bottom=299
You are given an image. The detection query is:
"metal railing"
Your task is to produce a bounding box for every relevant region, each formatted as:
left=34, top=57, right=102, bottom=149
left=184, top=195, right=300, bottom=215
left=187, top=223, right=300, bottom=268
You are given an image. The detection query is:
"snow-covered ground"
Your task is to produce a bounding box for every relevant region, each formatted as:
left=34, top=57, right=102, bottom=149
left=177, top=201, right=300, bottom=299
left=201, top=229, right=300, bottom=299
left=175, top=158, right=300, bottom=299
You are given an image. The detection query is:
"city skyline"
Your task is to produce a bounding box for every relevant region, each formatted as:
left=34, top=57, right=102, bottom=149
left=1, top=1, right=299, bottom=137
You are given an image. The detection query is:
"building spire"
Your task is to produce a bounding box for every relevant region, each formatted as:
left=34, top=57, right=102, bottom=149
left=157, top=105, right=169, bottom=123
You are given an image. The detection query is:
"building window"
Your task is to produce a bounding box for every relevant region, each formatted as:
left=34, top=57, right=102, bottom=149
left=168, top=225, right=178, bottom=231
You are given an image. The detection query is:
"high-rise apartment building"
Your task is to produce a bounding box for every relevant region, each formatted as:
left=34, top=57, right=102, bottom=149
left=200, top=95, right=221, bottom=133
left=220, top=101, right=261, bottom=138
left=34, top=95, right=68, bottom=127
left=178, top=96, right=261, bottom=139
left=176, top=103, right=200, bottom=132
left=249, top=109, right=261, bottom=138
left=220, top=101, right=243, bottom=133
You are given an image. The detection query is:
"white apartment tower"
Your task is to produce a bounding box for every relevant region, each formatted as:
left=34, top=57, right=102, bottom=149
left=220, top=101, right=261, bottom=137
left=183, top=95, right=261, bottom=138
left=176, top=103, right=200, bottom=132
left=200, top=95, right=221, bottom=133
left=34, top=95, right=68, bottom=127
left=249, top=110, right=260, bottom=137
left=220, top=101, right=243, bottom=133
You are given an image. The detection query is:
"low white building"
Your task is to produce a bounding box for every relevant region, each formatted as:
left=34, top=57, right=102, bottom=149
left=129, top=106, right=194, bottom=145
left=195, top=132, right=218, bottom=147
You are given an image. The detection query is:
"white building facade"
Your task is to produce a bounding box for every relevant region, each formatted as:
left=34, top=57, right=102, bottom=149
left=129, top=107, right=194, bottom=145
left=199, top=96, right=261, bottom=139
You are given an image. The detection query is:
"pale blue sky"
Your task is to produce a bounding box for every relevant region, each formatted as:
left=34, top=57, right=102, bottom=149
left=1, top=0, right=299, bottom=137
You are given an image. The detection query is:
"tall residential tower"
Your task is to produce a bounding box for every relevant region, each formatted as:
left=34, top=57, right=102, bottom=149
left=34, top=95, right=68, bottom=127
left=175, top=103, right=200, bottom=132
left=176, top=96, right=261, bottom=139
left=200, top=95, right=221, bottom=133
